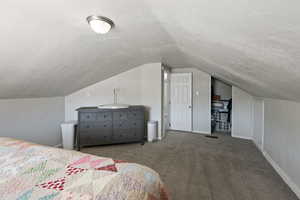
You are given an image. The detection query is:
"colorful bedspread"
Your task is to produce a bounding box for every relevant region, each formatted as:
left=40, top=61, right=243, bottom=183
left=0, top=137, right=169, bottom=200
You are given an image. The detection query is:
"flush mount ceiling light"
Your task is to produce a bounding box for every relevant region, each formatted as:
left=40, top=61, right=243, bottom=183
left=87, top=15, right=114, bottom=34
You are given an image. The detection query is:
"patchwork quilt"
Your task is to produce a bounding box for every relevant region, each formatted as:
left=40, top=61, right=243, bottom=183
left=0, top=137, right=169, bottom=200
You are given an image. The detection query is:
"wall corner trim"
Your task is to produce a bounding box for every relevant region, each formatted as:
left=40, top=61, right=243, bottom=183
left=262, top=151, right=300, bottom=199
left=252, top=140, right=263, bottom=152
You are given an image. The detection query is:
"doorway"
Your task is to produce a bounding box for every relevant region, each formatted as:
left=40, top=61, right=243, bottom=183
left=211, top=78, right=232, bottom=136
left=169, top=73, right=192, bottom=131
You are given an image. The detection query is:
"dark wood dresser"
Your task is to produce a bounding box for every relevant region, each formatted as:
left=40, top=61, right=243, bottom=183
left=76, top=106, right=145, bottom=150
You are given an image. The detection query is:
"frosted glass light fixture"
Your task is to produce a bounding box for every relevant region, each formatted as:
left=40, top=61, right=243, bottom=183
left=87, top=15, right=114, bottom=34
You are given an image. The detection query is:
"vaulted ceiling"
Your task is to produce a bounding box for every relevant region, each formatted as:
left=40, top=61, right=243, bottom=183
left=1, top=0, right=300, bottom=100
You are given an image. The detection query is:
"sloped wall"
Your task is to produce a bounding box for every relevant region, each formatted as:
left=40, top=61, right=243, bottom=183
left=0, top=97, right=64, bottom=146
left=65, top=63, right=162, bottom=138
left=263, top=99, right=300, bottom=197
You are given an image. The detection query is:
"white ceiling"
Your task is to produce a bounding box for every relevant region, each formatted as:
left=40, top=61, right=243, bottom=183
left=1, top=0, right=300, bottom=101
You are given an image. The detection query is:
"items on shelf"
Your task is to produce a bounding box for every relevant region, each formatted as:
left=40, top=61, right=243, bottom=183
left=212, top=95, right=221, bottom=101
left=211, top=100, right=231, bottom=133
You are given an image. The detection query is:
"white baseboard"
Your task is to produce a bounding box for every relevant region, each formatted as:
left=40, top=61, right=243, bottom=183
left=168, top=129, right=211, bottom=135
left=53, top=144, right=62, bottom=148
left=232, top=135, right=252, bottom=140
left=262, top=151, right=300, bottom=199
left=192, top=130, right=211, bottom=135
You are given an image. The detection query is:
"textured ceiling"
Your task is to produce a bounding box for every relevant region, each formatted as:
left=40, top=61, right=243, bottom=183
left=0, top=0, right=300, bottom=100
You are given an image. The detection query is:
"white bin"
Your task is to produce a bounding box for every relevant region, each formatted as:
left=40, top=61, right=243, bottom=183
left=147, top=121, right=158, bottom=142
left=60, top=121, right=77, bottom=150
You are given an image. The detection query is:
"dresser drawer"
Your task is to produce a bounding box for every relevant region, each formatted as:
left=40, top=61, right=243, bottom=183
left=79, top=113, right=97, bottom=122
left=97, top=112, right=112, bottom=121
left=97, top=121, right=113, bottom=129
left=113, top=129, right=131, bottom=141
left=128, top=110, right=144, bottom=119
left=130, top=120, right=144, bottom=129
left=113, top=111, right=128, bottom=121
left=113, top=120, right=130, bottom=129
left=80, top=122, right=98, bottom=131
left=80, top=131, right=112, bottom=146
left=113, top=129, right=143, bottom=142
left=80, top=121, right=112, bottom=131
left=129, top=128, right=144, bottom=141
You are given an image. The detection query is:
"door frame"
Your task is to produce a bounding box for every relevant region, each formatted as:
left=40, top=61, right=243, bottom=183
left=161, top=65, right=171, bottom=138
left=169, top=72, right=193, bottom=132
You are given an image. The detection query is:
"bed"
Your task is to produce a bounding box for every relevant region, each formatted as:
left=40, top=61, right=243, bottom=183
left=0, top=137, right=169, bottom=200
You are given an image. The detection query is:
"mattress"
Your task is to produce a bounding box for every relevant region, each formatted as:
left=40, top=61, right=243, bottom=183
left=0, top=137, right=169, bottom=200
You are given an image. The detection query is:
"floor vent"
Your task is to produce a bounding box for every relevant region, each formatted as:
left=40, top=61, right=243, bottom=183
left=205, top=135, right=219, bottom=139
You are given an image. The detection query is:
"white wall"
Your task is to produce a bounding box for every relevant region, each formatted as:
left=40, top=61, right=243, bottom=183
left=65, top=63, right=163, bottom=138
left=0, top=97, right=64, bottom=146
left=140, top=64, right=163, bottom=139
left=212, top=79, right=232, bottom=100
left=232, top=86, right=254, bottom=139
left=263, top=99, right=300, bottom=197
left=224, top=88, right=300, bottom=197
left=171, top=68, right=211, bottom=134
left=253, top=98, right=264, bottom=150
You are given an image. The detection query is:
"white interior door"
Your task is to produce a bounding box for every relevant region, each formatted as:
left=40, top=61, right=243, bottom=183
left=170, top=73, right=192, bottom=131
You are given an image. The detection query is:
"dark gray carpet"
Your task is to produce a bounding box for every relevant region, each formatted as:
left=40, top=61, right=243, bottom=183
left=82, top=131, right=298, bottom=200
